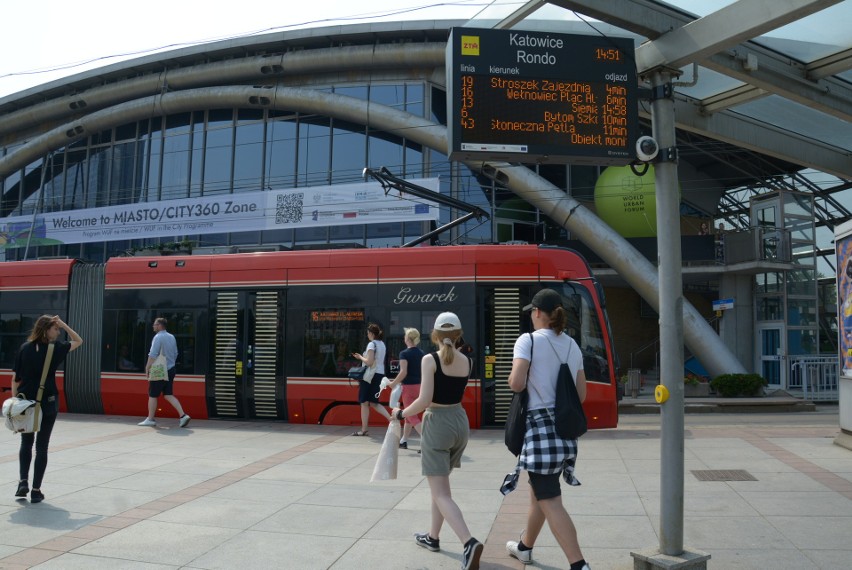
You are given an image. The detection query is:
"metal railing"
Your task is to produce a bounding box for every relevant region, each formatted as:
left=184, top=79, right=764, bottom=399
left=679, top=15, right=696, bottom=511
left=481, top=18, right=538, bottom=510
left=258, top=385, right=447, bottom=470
left=789, top=356, right=839, bottom=401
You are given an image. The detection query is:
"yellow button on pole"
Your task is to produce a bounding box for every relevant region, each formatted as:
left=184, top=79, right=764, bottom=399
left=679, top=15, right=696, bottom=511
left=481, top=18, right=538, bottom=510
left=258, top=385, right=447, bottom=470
left=655, top=384, right=669, bottom=404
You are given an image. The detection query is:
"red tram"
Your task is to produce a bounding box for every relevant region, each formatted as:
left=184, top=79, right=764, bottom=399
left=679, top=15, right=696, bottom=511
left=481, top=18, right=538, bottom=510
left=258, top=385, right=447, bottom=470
left=0, top=245, right=618, bottom=429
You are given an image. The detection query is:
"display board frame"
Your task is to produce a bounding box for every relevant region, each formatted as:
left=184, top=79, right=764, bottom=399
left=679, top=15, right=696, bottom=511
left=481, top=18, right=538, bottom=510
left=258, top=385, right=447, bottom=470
left=447, top=27, right=639, bottom=165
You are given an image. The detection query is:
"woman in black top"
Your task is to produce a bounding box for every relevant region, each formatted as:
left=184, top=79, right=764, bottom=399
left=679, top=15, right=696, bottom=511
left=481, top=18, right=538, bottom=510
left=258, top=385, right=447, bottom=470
left=391, top=312, right=484, bottom=570
left=11, top=315, right=83, bottom=503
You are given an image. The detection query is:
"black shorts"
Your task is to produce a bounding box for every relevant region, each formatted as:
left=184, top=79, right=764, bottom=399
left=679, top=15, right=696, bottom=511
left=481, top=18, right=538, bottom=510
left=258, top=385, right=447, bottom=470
left=358, top=373, right=383, bottom=404
left=148, top=368, right=176, bottom=397
left=528, top=470, right=562, bottom=500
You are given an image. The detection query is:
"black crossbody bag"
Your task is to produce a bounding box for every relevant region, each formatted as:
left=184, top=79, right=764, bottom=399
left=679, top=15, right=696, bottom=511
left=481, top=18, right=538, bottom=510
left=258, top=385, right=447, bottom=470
left=504, top=333, right=534, bottom=456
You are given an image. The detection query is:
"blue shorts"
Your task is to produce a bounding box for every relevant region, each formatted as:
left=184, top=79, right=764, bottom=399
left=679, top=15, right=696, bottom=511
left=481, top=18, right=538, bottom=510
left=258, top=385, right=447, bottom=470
left=148, top=368, right=176, bottom=397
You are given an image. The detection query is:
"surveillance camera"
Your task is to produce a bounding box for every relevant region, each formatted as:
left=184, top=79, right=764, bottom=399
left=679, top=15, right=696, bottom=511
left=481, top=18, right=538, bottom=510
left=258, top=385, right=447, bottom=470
left=635, top=136, right=659, bottom=162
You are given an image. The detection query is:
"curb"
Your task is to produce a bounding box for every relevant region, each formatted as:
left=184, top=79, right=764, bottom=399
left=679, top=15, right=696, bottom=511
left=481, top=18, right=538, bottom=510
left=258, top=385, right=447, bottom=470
left=619, top=399, right=817, bottom=414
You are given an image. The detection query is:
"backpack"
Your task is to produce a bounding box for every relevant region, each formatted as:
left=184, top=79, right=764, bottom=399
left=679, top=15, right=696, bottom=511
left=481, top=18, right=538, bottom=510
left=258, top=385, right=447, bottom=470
left=547, top=338, right=588, bottom=439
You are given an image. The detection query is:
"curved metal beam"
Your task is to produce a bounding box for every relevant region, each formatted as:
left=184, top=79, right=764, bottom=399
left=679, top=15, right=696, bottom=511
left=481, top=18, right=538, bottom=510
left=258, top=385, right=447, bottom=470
left=633, top=0, right=841, bottom=73
left=0, top=85, right=746, bottom=376
left=2, top=29, right=848, bottom=178
left=0, top=43, right=446, bottom=141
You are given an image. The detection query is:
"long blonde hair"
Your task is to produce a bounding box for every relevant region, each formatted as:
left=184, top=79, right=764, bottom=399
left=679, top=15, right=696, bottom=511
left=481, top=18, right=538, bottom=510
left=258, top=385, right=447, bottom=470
left=431, top=329, right=462, bottom=365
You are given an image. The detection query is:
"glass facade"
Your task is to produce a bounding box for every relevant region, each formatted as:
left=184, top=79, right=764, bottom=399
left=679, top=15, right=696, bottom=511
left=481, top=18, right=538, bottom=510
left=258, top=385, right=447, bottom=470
left=2, top=82, right=517, bottom=261
left=1, top=80, right=590, bottom=262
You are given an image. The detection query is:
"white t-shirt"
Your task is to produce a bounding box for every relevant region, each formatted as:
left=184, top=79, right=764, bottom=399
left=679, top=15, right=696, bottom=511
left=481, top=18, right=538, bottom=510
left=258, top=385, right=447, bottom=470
left=513, top=328, right=584, bottom=410
left=366, top=340, right=386, bottom=375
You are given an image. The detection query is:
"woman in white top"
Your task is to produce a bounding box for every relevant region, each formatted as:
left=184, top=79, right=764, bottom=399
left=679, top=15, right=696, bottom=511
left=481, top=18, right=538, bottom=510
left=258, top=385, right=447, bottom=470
left=351, top=322, right=391, bottom=436
left=502, top=288, right=591, bottom=570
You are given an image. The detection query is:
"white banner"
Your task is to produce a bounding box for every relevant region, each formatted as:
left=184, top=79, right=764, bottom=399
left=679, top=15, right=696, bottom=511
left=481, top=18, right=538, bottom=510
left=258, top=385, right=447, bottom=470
left=0, top=179, right=439, bottom=248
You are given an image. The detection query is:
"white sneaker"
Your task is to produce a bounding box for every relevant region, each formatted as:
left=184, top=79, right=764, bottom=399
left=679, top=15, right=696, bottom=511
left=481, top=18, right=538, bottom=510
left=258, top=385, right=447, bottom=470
left=179, top=414, right=191, bottom=428
left=506, top=540, right=532, bottom=564
left=137, top=418, right=156, bottom=427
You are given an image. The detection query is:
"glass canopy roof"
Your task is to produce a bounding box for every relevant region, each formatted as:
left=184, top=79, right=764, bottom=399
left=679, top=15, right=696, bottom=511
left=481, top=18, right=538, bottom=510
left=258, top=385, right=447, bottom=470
left=466, top=0, right=852, bottom=274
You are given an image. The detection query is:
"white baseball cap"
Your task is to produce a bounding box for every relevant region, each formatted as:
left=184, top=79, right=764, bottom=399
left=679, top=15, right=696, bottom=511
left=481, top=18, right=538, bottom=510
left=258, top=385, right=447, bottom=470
left=434, top=312, right=462, bottom=331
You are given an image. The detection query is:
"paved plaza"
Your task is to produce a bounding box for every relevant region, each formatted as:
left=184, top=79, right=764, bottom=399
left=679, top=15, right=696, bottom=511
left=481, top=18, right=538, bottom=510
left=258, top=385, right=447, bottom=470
left=1, top=409, right=850, bottom=569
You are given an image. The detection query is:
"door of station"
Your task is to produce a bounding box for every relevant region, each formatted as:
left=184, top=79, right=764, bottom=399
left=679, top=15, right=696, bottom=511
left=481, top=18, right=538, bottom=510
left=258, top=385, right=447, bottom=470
left=757, top=324, right=786, bottom=388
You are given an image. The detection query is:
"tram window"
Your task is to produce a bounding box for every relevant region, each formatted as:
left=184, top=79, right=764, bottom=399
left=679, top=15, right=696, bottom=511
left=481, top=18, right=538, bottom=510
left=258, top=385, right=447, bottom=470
left=155, top=311, right=199, bottom=374
left=0, top=313, right=41, bottom=368
left=103, top=309, right=201, bottom=374
left=102, top=310, right=151, bottom=372
left=302, top=308, right=365, bottom=377
left=103, top=310, right=148, bottom=373
left=0, top=313, right=24, bottom=334
left=558, top=285, right=610, bottom=384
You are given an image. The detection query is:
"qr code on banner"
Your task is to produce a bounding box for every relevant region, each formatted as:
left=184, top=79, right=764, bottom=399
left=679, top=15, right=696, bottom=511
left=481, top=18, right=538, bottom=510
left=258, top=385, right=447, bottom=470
left=275, top=193, right=304, bottom=224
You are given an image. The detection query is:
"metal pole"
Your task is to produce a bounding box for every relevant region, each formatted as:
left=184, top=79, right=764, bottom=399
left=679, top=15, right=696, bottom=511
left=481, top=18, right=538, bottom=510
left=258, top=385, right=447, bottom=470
left=650, top=69, right=684, bottom=555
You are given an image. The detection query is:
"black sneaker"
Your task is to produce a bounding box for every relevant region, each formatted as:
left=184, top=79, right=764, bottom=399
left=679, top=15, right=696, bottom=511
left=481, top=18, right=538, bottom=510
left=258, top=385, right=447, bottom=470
left=30, top=489, right=44, bottom=503
left=414, top=532, right=440, bottom=552
left=399, top=441, right=408, bottom=449
left=15, top=480, right=28, bottom=498
left=462, top=538, right=483, bottom=570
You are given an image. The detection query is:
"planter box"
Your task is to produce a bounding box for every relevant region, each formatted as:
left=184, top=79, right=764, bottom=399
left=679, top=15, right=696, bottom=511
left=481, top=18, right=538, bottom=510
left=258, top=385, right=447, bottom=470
left=684, top=383, right=711, bottom=398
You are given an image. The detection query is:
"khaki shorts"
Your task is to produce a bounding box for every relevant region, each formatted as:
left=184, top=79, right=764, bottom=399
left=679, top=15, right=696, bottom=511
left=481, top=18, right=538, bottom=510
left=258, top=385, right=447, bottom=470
left=420, top=404, right=469, bottom=476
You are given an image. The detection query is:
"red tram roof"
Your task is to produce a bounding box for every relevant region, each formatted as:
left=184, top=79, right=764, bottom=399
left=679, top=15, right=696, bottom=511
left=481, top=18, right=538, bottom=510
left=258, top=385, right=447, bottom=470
left=103, top=245, right=593, bottom=289
left=0, top=258, right=77, bottom=291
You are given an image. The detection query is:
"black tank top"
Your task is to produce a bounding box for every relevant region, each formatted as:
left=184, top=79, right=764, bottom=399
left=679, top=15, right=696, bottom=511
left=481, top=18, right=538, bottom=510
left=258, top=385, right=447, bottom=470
left=430, top=351, right=471, bottom=405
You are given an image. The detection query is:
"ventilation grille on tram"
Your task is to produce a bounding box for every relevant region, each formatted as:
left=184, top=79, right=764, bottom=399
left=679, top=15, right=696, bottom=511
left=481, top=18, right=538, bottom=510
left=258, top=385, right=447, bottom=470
left=214, top=293, right=239, bottom=416
left=493, top=288, right=521, bottom=423
left=253, top=291, right=279, bottom=418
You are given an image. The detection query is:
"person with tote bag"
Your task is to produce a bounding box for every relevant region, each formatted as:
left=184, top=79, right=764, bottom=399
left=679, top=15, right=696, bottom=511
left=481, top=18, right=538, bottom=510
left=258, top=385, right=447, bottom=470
left=11, top=315, right=83, bottom=503
left=500, top=289, right=591, bottom=570
left=390, top=313, right=484, bottom=570
left=138, top=317, right=191, bottom=428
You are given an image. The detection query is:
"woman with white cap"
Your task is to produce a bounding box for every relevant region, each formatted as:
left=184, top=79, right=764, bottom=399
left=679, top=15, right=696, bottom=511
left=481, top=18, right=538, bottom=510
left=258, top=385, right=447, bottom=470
left=391, top=312, right=484, bottom=570
left=502, top=288, right=590, bottom=570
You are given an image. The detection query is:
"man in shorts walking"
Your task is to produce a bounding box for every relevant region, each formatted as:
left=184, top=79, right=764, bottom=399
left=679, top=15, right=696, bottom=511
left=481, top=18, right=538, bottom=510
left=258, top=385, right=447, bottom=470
left=138, top=317, right=191, bottom=428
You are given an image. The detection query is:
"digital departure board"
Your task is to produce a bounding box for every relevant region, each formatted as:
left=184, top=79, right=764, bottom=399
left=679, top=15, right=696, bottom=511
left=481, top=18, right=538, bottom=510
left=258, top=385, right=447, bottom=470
left=447, top=27, right=638, bottom=165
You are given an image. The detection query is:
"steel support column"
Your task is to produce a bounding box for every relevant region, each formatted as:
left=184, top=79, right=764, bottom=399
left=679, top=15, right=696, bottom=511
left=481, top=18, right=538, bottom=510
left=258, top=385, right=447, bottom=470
left=649, top=69, right=684, bottom=556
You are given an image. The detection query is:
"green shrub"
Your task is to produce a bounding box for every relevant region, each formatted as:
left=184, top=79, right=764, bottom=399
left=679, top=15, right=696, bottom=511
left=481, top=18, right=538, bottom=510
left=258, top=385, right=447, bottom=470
left=710, top=373, right=767, bottom=397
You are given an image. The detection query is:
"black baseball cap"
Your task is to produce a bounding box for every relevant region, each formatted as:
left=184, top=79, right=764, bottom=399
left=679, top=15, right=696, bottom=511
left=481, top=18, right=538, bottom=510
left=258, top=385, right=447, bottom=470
left=522, top=288, right=563, bottom=313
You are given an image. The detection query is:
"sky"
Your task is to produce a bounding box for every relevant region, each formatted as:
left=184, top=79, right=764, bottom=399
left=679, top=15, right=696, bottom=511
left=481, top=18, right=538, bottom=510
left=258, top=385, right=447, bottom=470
left=0, top=0, right=500, bottom=99
left=1, top=0, right=848, bottom=99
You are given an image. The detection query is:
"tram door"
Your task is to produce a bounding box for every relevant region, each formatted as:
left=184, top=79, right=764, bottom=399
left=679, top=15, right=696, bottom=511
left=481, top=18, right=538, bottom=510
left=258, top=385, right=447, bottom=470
left=483, top=287, right=524, bottom=426
left=211, top=290, right=283, bottom=419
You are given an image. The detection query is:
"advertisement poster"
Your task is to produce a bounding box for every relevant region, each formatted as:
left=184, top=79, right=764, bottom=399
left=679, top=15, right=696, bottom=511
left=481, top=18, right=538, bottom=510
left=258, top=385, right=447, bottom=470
left=838, top=224, right=852, bottom=377
left=0, top=179, right=440, bottom=249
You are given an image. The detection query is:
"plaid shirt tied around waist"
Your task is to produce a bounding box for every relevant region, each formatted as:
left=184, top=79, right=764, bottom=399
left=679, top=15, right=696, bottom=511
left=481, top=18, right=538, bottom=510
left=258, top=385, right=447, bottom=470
left=500, top=408, right=580, bottom=495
